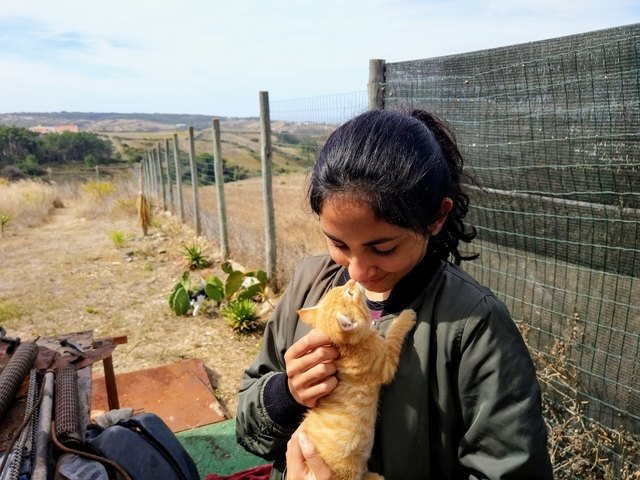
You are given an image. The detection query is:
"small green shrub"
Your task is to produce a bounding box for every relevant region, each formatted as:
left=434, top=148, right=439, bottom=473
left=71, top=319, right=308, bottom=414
left=223, top=298, right=258, bottom=333
left=20, top=154, right=43, bottom=176
left=84, top=154, right=98, bottom=168
left=109, top=229, right=127, bottom=247
left=0, top=300, right=22, bottom=323
left=182, top=242, right=212, bottom=270
left=150, top=217, right=162, bottom=229
left=0, top=212, right=11, bottom=238
left=81, top=179, right=114, bottom=198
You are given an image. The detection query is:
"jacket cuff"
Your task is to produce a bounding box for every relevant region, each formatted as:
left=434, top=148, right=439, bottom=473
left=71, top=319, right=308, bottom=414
left=263, top=372, right=307, bottom=429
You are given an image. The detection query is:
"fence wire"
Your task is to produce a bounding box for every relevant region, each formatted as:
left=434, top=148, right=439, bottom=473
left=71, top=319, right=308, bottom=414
left=269, top=91, right=368, bottom=170
left=385, top=23, right=640, bottom=479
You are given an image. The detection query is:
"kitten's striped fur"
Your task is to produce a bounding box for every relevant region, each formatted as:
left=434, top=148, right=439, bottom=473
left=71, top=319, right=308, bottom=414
left=296, top=279, right=416, bottom=480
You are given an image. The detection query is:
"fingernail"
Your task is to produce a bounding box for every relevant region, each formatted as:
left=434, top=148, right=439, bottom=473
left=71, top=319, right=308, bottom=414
left=298, top=432, right=309, bottom=447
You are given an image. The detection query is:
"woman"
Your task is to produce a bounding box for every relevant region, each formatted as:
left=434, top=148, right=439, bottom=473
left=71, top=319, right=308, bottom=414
left=235, top=109, right=553, bottom=479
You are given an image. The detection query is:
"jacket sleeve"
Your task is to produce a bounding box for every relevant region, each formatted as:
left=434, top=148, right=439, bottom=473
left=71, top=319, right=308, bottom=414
left=235, top=256, right=339, bottom=460
left=456, top=296, right=553, bottom=480
left=235, top=271, right=300, bottom=460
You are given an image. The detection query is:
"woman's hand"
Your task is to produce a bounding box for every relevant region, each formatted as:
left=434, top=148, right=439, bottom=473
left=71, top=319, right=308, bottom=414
left=286, top=428, right=335, bottom=480
left=284, top=329, right=339, bottom=407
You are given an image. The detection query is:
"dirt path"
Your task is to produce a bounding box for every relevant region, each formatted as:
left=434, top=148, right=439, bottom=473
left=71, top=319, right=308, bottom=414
left=0, top=202, right=265, bottom=418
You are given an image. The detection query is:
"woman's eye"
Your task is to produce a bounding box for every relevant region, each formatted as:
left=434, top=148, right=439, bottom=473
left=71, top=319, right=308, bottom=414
left=374, top=247, right=396, bottom=256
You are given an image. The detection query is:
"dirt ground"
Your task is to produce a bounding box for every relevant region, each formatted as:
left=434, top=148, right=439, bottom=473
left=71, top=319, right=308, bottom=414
left=0, top=200, right=272, bottom=419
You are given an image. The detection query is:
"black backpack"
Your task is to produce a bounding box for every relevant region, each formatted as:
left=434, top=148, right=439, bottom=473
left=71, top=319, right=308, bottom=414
left=86, top=413, right=199, bottom=480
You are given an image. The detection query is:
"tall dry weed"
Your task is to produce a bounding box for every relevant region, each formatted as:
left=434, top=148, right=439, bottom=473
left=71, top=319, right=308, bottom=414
left=520, top=319, right=640, bottom=479
left=0, top=179, right=61, bottom=230
left=75, top=178, right=139, bottom=220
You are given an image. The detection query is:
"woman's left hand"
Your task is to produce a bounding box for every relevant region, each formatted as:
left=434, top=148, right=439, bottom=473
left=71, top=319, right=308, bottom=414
left=286, top=428, right=335, bottom=480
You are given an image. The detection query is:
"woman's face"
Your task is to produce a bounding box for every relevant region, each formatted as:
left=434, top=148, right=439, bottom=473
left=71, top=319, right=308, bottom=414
left=319, top=198, right=429, bottom=300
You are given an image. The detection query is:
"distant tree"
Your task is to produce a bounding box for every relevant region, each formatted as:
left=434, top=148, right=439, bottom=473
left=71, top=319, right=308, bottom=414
left=276, top=131, right=299, bottom=145
left=121, top=144, right=144, bottom=164
left=41, top=131, right=113, bottom=163
left=84, top=154, right=98, bottom=168
left=0, top=126, right=41, bottom=165
left=197, top=152, right=215, bottom=185
left=20, top=154, right=43, bottom=176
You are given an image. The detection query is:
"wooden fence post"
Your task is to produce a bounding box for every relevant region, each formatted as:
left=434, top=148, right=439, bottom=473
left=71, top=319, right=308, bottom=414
left=187, top=126, right=202, bottom=236
left=149, top=151, right=157, bottom=199
left=173, top=134, right=185, bottom=223
left=158, top=142, right=168, bottom=211
left=368, top=59, right=386, bottom=110
left=212, top=118, right=229, bottom=261
left=164, top=138, right=174, bottom=211
left=147, top=152, right=153, bottom=194
left=144, top=153, right=151, bottom=193
left=259, top=91, right=277, bottom=288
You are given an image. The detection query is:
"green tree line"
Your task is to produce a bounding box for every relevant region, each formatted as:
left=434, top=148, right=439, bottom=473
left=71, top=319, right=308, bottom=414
left=190, top=152, right=249, bottom=184
left=0, top=125, right=115, bottom=166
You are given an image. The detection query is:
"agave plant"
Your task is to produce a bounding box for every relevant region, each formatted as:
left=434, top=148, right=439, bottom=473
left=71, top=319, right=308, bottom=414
left=181, top=242, right=212, bottom=270
left=222, top=298, right=259, bottom=333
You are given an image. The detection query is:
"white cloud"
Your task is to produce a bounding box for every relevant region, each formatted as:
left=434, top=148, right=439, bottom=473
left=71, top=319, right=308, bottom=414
left=1, top=0, right=639, bottom=116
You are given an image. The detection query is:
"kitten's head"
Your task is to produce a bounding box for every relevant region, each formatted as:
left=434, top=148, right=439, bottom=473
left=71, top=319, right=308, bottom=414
left=298, top=279, right=372, bottom=345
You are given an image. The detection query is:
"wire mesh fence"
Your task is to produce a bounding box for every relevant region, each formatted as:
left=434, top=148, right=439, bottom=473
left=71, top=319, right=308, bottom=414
left=269, top=91, right=368, bottom=171
left=384, top=23, right=640, bottom=478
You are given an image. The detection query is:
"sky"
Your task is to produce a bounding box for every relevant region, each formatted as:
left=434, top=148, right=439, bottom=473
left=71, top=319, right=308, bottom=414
left=1, top=0, right=639, bottom=118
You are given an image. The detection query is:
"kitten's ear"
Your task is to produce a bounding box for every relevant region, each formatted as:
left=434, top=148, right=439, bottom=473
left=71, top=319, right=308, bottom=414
left=297, top=306, right=317, bottom=326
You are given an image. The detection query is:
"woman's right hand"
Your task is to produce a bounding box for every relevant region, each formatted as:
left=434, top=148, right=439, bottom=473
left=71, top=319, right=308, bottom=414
left=284, top=329, right=339, bottom=407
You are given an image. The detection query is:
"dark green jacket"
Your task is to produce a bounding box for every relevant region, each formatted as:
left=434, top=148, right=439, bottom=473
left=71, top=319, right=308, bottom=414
left=236, top=254, right=553, bottom=479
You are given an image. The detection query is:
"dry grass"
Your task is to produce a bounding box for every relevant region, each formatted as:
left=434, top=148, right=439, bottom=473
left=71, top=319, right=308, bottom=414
left=0, top=180, right=271, bottom=418
left=520, top=319, right=640, bottom=479
left=0, top=179, right=62, bottom=231
left=197, top=173, right=327, bottom=289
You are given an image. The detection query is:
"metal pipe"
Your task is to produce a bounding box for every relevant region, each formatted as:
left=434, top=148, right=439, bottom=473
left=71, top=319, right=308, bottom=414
left=32, top=372, right=54, bottom=480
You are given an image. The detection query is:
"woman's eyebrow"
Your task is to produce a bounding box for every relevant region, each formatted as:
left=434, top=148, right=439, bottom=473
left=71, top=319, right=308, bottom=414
left=322, top=230, right=399, bottom=246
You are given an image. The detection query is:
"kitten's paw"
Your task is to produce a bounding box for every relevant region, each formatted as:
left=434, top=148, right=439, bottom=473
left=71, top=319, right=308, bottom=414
left=395, top=309, right=417, bottom=331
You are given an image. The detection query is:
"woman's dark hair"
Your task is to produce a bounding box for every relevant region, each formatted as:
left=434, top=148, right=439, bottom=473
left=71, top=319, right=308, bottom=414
left=308, top=108, right=477, bottom=265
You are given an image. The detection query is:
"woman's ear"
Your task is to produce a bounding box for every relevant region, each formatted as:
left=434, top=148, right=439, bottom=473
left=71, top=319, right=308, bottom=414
left=297, top=306, right=318, bottom=326
left=429, top=198, right=453, bottom=236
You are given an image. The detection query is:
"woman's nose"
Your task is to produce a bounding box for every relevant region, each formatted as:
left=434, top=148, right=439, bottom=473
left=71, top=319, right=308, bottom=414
left=348, top=256, right=376, bottom=282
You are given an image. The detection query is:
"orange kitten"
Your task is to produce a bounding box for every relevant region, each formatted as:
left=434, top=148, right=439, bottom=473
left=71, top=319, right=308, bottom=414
left=296, top=279, right=416, bottom=480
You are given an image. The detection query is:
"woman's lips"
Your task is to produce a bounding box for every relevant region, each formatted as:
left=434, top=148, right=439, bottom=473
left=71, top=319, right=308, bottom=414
left=365, top=275, right=386, bottom=286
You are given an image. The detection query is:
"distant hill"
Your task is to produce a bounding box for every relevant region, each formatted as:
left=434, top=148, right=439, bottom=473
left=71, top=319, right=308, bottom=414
left=0, top=112, right=335, bottom=174
left=0, top=112, right=258, bottom=132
